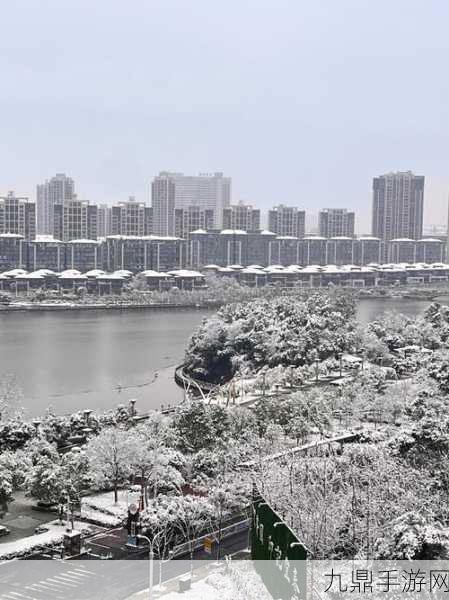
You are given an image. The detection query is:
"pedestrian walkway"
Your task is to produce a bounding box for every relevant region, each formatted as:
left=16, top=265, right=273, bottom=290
left=0, top=563, right=101, bottom=600
left=125, top=562, right=224, bottom=600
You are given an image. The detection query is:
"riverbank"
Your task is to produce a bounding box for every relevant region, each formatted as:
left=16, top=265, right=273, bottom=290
left=2, top=283, right=449, bottom=311
left=0, top=301, right=219, bottom=312
left=357, top=286, right=449, bottom=300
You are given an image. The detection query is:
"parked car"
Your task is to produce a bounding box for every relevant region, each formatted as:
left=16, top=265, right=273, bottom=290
left=34, top=526, right=49, bottom=535
left=0, top=525, right=11, bottom=537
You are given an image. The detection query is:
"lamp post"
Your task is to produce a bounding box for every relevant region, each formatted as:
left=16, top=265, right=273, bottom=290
left=338, top=352, right=343, bottom=378
left=137, top=534, right=155, bottom=600
left=359, top=347, right=365, bottom=372
left=129, top=398, right=137, bottom=417
left=83, top=409, right=92, bottom=426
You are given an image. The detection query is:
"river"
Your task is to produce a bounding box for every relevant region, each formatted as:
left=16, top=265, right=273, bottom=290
left=0, top=297, right=447, bottom=417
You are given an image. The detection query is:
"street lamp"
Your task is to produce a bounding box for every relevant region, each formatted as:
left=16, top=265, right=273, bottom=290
left=83, top=409, right=92, bottom=426
left=357, top=347, right=365, bottom=373
left=137, top=534, right=155, bottom=600
left=129, top=398, right=137, bottom=417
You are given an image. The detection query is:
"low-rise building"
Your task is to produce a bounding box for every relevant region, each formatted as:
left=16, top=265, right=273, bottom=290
left=0, top=233, right=27, bottom=271
left=66, top=239, right=103, bottom=272
left=29, top=235, right=65, bottom=272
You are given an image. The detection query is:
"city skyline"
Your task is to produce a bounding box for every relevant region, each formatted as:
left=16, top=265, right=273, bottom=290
left=2, top=1, right=449, bottom=233
left=3, top=170, right=448, bottom=234
left=4, top=167, right=446, bottom=238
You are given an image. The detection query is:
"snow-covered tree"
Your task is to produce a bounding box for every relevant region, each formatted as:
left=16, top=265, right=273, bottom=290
left=0, top=418, right=36, bottom=452
left=0, top=450, right=30, bottom=513
left=131, top=442, right=185, bottom=505
left=374, top=513, right=449, bottom=559
left=26, top=456, right=66, bottom=504
left=207, top=475, right=250, bottom=559
left=61, top=448, right=91, bottom=504
left=0, top=375, right=24, bottom=421
left=174, top=400, right=229, bottom=452
left=86, top=427, right=138, bottom=503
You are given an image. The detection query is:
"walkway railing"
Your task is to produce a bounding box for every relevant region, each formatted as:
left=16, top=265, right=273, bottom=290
left=238, top=431, right=361, bottom=469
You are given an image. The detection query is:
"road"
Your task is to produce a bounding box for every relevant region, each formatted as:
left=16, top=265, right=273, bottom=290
left=0, top=529, right=249, bottom=600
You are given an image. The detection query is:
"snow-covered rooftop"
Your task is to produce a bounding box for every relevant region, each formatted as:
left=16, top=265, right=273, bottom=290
left=241, top=267, right=266, bottom=274
left=0, top=233, right=23, bottom=239
left=106, top=235, right=180, bottom=241
left=168, top=269, right=204, bottom=277
left=220, top=229, right=247, bottom=235
left=140, top=270, right=170, bottom=277
left=66, top=239, right=100, bottom=244
left=59, top=269, right=86, bottom=279
left=2, top=268, right=28, bottom=277
left=33, top=234, right=63, bottom=243
left=97, top=273, right=126, bottom=280
left=15, top=271, right=45, bottom=279
left=34, top=269, right=58, bottom=276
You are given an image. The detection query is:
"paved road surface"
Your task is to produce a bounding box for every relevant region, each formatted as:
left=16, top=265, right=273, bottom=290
left=0, top=530, right=249, bottom=600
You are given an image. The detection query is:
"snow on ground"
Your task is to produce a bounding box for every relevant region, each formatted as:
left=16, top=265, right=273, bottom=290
left=0, top=520, right=91, bottom=560
left=80, top=489, right=130, bottom=526
left=128, top=565, right=271, bottom=600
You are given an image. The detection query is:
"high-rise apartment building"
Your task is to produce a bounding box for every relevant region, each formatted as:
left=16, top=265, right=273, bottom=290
left=97, top=204, right=112, bottom=238
left=36, top=173, right=75, bottom=235
left=319, top=208, right=355, bottom=238
left=222, top=203, right=260, bottom=232
left=111, top=197, right=152, bottom=237
left=53, top=197, right=97, bottom=241
left=268, top=205, right=305, bottom=238
left=175, top=206, right=215, bottom=239
left=372, top=171, right=424, bottom=245
left=0, top=192, right=36, bottom=240
left=151, top=172, right=231, bottom=235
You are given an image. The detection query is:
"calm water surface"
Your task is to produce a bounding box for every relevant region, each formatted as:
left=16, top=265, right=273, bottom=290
left=0, top=297, right=448, bottom=417
left=0, top=309, right=211, bottom=417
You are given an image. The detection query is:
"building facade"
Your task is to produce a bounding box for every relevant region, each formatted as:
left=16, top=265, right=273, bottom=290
left=111, top=197, right=152, bottom=237
left=222, top=203, right=260, bottom=232
left=53, top=198, right=97, bottom=241
left=174, top=206, right=215, bottom=239
left=268, top=205, right=305, bottom=238
left=103, top=236, right=186, bottom=273
left=29, top=236, right=65, bottom=271
left=319, top=208, right=355, bottom=238
left=372, top=171, right=425, bottom=256
left=0, top=192, right=36, bottom=240
left=151, top=171, right=231, bottom=235
left=97, top=204, right=112, bottom=238
left=0, top=234, right=27, bottom=270
left=66, top=240, right=102, bottom=271
left=36, top=173, right=75, bottom=235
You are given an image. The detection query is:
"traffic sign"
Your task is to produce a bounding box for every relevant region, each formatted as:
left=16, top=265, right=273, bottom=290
left=203, top=537, right=212, bottom=554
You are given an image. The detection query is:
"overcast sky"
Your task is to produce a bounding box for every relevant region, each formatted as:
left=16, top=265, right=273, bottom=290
left=1, top=0, right=448, bottom=232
